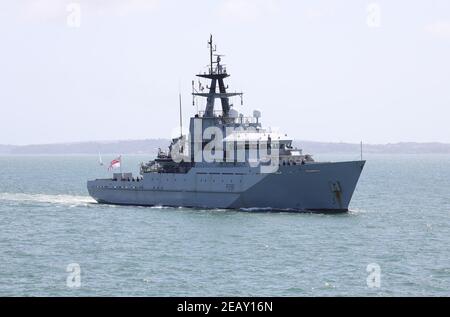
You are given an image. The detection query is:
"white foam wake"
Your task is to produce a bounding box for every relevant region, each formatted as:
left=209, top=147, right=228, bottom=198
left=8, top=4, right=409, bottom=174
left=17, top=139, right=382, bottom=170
left=0, top=192, right=96, bottom=206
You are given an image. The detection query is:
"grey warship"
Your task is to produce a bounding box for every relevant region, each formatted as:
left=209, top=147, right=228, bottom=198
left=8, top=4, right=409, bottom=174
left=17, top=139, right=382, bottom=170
left=87, top=36, right=365, bottom=212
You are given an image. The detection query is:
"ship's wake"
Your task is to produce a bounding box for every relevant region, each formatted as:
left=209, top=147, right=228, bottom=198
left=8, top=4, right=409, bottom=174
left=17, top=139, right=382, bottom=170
left=0, top=192, right=96, bottom=207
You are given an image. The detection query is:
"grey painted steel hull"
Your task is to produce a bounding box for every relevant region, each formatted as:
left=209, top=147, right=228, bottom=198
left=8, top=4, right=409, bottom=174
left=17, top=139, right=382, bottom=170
left=87, top=160, right=365, bottom=213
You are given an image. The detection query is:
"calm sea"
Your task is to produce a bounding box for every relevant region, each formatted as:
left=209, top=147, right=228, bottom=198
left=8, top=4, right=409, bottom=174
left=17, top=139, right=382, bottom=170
left=0, top=154, right=449, bottom=296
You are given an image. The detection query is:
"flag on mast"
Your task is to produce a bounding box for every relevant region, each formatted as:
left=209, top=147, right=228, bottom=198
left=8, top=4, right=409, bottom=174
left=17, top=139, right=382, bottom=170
left=108, top=156, right=121, bottom=171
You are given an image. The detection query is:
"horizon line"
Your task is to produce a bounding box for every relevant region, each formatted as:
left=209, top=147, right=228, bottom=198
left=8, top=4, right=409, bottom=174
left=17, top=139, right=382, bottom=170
left=1, top=139, right=450, bottom=147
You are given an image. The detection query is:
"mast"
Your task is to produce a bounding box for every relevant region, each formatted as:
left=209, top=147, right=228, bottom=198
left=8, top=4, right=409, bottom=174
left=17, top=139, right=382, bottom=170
left=208, top=34, right=214, bottom=75
left=360, top=141, right=363, bottom=161
left=193, top=35, right=243, bottom=118
left=179, top=93, right=183, bottom=138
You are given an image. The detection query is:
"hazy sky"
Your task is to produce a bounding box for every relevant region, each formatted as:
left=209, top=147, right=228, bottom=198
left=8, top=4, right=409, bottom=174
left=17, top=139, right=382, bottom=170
left=1, top=0, right=450, bottom=145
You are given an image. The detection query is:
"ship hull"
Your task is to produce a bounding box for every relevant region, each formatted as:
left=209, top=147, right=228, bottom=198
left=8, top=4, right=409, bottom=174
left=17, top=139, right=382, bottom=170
left=87, top=161, right=365, bottom=213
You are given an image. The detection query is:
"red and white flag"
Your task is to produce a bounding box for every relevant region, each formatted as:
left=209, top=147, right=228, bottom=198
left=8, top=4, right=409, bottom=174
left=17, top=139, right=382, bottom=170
left=108, top=156, right=121, bottom=171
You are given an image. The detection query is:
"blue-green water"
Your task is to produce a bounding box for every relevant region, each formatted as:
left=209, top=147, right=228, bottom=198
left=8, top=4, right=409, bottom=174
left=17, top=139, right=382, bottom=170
left=0, top=154, right=449, bottom=296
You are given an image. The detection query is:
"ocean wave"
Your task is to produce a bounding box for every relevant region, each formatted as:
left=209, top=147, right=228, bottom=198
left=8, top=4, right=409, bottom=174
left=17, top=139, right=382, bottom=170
left=239, top=207, right=305, bottom=213
left=239, top=207, right=277, bottom=212
left=348, top=208, right=367, bottom=215
left=0, top=192, right=96, bottom=206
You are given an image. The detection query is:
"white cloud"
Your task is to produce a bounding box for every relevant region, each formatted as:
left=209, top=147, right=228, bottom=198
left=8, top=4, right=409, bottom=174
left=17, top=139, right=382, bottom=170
left=217, top=0, right=280, bottom=22
left=425, top=21, right=450, bottom=39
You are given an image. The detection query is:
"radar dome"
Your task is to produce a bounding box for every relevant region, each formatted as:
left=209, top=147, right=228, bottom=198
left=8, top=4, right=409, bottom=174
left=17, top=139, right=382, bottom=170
left=229, top=109, right=239, bottom=118
left=253, top=110, right=261, bottom=119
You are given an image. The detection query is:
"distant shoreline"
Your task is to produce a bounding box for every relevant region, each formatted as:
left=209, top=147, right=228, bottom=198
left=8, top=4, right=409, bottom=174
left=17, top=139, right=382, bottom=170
left=1, top=139, right=450, bottom=155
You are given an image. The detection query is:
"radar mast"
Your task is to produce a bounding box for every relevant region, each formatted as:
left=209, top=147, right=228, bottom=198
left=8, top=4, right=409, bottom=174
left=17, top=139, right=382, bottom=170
left=192, top=35, right=243, bottom=118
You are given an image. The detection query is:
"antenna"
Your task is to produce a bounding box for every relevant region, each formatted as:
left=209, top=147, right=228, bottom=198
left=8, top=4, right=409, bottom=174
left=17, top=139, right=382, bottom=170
left=360, top=140, right=363, bottom=161
left=208, top=34, right=213, bottom=74
left=179, top=93, right=183, bottom=138
left=192, top=80, right=195, bottom=106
